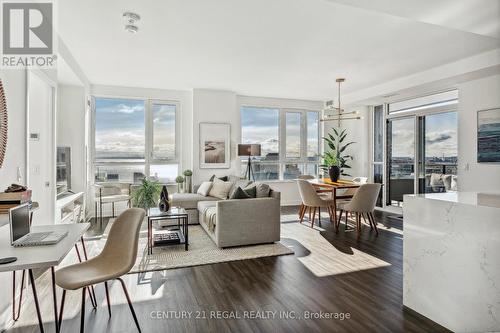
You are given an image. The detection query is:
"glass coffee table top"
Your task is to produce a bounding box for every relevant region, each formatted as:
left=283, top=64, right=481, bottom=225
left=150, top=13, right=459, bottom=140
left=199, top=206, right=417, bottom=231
left=148, top=206, right=187, bottom=217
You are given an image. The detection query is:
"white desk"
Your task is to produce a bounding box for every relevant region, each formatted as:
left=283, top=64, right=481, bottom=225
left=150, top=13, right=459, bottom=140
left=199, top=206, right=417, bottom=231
left=0, top=223, right=90, bottom=332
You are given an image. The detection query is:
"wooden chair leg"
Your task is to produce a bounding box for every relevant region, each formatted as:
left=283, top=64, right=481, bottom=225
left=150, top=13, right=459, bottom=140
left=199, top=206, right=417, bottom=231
left=356, top=214, right=361, bottom=238
left=298, top=204, right=304, bottom=220
left=345, top=210, right=349, bottom=231
left=310, top=207, right=317, bottom=228
left=318, top=207, right=322, bottom=228
left=369, top=213, right=379, bottom=235
left=299, top=204, right=305, bottom=223
left=337, top=210, right=343, bottom=233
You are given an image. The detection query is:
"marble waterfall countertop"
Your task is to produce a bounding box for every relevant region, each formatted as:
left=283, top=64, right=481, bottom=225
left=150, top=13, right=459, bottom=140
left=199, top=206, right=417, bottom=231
left=403, top=192, right=500, bottom=332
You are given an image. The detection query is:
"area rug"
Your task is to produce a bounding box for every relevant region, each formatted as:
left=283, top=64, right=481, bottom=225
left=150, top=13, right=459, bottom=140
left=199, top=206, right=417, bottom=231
left=101, top=220, right=294, bottom=274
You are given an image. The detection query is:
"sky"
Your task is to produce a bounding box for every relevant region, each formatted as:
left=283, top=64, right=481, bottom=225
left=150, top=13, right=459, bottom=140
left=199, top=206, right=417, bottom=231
left=391, top=111, right=457, bottom=158
left=95, top=98, right=175, bottom=160
left=241, top=106, right=319, bottom=159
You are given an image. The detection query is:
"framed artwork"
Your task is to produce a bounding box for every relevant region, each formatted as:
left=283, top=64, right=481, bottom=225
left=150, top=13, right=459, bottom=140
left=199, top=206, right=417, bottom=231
left=199, top=123, right=231, bottom=169
left=477, top=108, right=500, bottom=163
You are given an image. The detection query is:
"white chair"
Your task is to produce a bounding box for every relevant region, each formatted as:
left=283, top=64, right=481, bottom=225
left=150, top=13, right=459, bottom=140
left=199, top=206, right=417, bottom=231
left=95, top=183, right=132, bottom=226
left=297, top=179, right=336, bottom=228
left=337, top=183, right=381, bottom=237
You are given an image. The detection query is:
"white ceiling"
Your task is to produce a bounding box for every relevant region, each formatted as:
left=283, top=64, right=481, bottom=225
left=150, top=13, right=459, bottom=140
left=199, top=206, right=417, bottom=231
left=58, top=0, right=500, bottom=101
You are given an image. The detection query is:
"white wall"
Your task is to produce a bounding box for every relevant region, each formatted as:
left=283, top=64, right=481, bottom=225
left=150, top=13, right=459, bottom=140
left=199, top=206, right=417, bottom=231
left=323, top=106, right=371, bottom=180
left=57, top=85, right=86, bottom=193
left=0, top=69, right=27, bottom=330
left=457, top=74, right=500, bottom=191
left=192, top=89, right=238, bottom=184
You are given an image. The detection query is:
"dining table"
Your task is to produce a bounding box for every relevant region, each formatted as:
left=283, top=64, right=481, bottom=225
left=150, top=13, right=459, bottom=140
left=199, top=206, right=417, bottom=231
left=307, top=178, right=361, bottom=224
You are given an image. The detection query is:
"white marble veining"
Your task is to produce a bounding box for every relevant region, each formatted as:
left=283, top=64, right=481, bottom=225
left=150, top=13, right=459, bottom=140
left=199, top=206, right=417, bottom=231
left=404, top=192, right=500, bottom=332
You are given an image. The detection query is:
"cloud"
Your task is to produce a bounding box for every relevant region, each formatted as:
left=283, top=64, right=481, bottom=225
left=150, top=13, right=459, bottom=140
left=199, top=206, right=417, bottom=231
left=112, top=104, right=144, bottom=114
left=426, top=132, right=452, bottom=144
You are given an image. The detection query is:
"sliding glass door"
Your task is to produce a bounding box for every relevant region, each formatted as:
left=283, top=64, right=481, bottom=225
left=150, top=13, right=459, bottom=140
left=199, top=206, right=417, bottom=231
left=387, top=117, right=415, bottom=207
left=417, top=112, right=458, bottom=193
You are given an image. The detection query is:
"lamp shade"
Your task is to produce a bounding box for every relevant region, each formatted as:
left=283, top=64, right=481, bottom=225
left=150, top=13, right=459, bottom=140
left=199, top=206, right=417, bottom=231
left=238, top=144, right=261, bottom=156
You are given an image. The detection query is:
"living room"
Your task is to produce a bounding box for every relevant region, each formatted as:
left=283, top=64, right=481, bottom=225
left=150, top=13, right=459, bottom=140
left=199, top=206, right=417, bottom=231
left=0, top=1, right=499, bottom=332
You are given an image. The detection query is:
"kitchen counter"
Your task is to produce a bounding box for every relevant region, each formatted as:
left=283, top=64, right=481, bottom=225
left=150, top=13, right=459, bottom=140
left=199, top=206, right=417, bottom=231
left=403, top=192, right=500, bottom=332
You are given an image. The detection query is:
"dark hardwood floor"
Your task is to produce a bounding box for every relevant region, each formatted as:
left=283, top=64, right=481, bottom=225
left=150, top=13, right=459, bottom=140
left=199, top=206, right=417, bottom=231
left=6, top=209, right=450, bottom=333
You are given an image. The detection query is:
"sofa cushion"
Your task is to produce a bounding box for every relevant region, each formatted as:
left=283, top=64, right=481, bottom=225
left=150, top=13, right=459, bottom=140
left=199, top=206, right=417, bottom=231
left=228, top=179, right=252, bottom=198
left=255, top=183, right=271, bottom=198
left=209, top=175, right=229, bottom=182
left=230, top=186, right=252, bottom=199
left=209, top=178, right=233, bottom=199
left=197, top=181, right=213, bottom=196
left=172, top=193, right=219, bottom=209
left=243, top=184, right=257, bottom=198
left=197, top=200, right=217, bottom=211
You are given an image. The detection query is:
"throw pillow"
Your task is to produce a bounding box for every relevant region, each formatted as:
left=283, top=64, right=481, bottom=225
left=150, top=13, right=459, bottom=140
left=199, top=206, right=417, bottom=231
left=197, top=182, right=213, bottom=196
left=209, top=178, right=233, bottom=199
left=255, top=183, right=271, bottom=198
left=230, top=186, right=252, bottom=199
left=209, top=175, right=229, bottom=182
left=442, top=174, right=452, bottom=191
left=430, top=173, right=444, bottom=187
left=228, top=179, right=252, bottom=198
left=451, top=175, right=458, bottom=191
left=243, top=185, right=257, bottom=198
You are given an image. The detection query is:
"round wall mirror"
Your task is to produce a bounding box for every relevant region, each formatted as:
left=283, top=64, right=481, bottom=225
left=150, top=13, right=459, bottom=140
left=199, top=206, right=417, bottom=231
left=0, top=80, right=7, bottom=168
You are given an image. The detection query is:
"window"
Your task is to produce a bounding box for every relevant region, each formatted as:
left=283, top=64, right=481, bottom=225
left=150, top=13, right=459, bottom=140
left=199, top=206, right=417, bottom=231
left=95, top=98, right=145, bottom=161
left=372, top=105, right=384, bottom=206
left=241, top=106, right=320, bottom=180
left=93, top=97, right=179, bottom=183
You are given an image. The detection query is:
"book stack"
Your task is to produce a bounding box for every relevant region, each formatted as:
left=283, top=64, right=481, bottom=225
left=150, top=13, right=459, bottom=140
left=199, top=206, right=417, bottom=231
left=0, top=190, right=32, bottom=214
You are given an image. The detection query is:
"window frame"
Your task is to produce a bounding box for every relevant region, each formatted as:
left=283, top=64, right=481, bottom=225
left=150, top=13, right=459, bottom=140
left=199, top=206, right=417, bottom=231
left=240, top=105, right=321, bottom=181
left=91, top=95, right=180, bottom=184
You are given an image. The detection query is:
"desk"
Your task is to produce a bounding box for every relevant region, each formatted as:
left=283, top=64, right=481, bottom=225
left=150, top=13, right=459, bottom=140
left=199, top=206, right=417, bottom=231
left=308, top=179, right=360, bottom=224
left=0, top=223, right=90, bottom=332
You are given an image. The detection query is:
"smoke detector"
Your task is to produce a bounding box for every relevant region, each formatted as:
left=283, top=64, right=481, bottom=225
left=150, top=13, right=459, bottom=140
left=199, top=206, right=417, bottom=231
left=123, top=12, right=140, bottom=33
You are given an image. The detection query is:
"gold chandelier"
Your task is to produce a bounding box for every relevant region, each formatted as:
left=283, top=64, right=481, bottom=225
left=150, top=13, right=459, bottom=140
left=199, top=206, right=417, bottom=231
left=320, top=78, right=362, bottom=126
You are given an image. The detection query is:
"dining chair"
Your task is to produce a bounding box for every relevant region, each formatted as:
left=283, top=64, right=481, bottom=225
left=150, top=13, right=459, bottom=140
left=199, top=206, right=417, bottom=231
left=56, top=208, right=146, bottom=333
left=297, top=179, right=336, bottom=228
left=336, top=183, right=381, bottom=237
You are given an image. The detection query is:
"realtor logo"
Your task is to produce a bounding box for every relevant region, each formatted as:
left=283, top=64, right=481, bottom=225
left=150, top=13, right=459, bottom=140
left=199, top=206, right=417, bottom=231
left=1, top=1, right=55, bottom=67
left=2, top=2, right=52, bottom=54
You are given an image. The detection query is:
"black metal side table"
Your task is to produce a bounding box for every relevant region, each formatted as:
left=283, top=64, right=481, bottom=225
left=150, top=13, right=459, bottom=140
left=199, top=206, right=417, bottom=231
left=147, top=207, right=189, bottom=254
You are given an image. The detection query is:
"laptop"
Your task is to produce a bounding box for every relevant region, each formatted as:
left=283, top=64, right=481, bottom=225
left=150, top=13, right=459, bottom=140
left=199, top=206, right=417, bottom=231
left=9, top=203, right=67, bottom=247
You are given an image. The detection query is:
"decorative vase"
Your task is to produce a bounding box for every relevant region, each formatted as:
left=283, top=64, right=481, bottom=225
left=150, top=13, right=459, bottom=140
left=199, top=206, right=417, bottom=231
left=185, top=176, right=192, bottom=193
left=159, top=185, right=170, bottom=212
left=329, top=166, right=340, bottom=182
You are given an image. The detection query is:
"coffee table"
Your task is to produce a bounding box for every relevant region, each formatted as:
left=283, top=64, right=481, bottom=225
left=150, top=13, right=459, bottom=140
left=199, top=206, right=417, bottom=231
left=147, top=207, right=189, bottom=254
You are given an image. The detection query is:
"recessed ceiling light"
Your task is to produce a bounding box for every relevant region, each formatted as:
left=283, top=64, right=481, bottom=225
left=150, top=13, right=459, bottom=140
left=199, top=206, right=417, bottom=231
left=124, top=24, right=139, bottom=33
left=123, top=12, right=140, bottom=33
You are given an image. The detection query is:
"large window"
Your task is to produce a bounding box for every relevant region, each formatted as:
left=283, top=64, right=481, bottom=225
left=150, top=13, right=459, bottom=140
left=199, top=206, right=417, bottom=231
left=241, top=106, right=320, bottom=180
left=93, top=97, right=179, bottom=183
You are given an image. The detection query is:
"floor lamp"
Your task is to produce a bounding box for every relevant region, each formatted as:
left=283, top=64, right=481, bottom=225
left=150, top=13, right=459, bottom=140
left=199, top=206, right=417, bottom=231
left=238, top=144, right=261, bottom=181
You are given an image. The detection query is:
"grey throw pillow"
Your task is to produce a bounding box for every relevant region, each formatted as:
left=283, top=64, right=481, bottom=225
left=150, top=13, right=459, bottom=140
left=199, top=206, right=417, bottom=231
left=228, top=179, right=252, bottom=198
left=230, top=187, right=252, bottom=199
left=243, top=184, right=257, bottom=198
left=255, top=183, right=271, bottom=198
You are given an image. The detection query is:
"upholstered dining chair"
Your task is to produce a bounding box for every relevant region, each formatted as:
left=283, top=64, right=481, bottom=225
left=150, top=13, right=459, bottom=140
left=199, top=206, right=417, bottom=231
left=336, top=183, right=381, bottom=237
left=56, top=208, right=146, bottom=333
left=297, top=179, right=336, bottom=228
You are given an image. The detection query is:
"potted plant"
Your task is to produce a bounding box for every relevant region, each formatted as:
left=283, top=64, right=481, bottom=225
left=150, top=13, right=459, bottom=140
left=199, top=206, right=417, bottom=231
left=183, top=169, right=193, bottom=193
left=175, top=175, right=185, bottom=193
left=321, top=127, right=354, bottom=182
left=131, top=178, right=162, bottom=213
